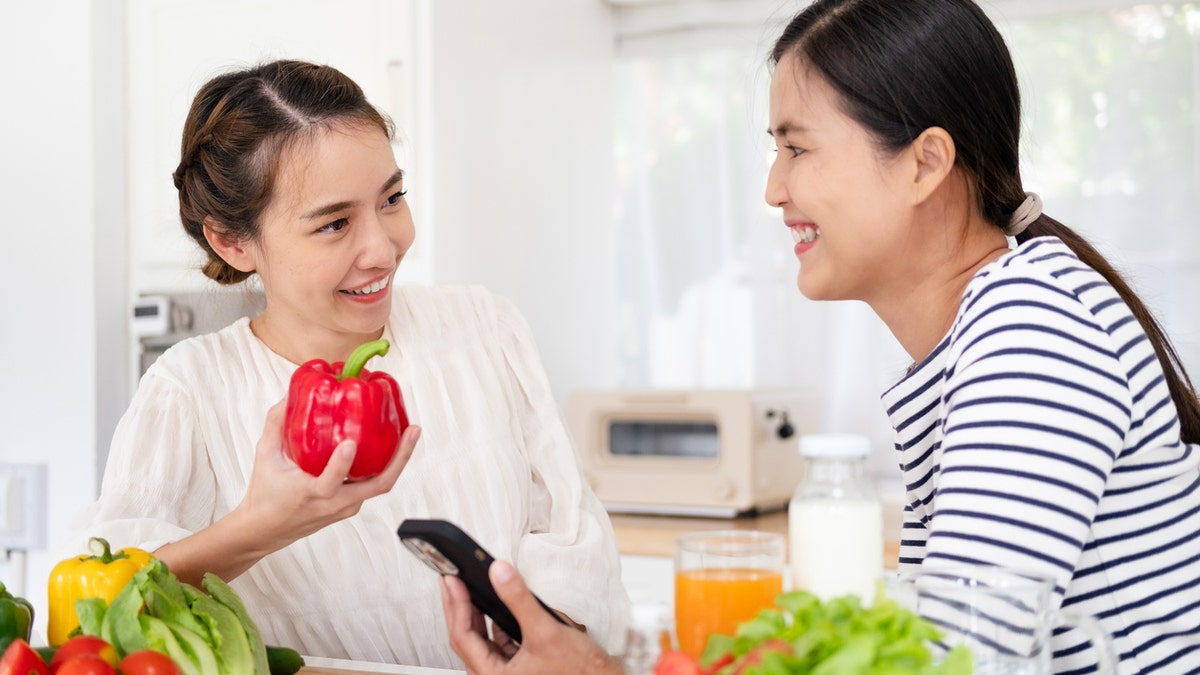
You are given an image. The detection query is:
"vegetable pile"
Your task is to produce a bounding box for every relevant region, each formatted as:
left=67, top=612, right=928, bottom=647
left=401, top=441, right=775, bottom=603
left=72, top=558, right=299, bottom=675
left=2, top=633, right=181, bottom=675
left=655, top=590, right=973, bottom=675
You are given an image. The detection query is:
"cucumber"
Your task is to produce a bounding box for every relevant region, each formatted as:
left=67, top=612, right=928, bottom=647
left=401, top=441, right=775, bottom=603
left=265, top=645, right=305, bottom=675
left=34, top=645, right=58, bottom=664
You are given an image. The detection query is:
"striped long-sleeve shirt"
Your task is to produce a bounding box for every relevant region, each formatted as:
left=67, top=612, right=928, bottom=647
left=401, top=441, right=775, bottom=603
left=881, top=237, right=1200, bottom=674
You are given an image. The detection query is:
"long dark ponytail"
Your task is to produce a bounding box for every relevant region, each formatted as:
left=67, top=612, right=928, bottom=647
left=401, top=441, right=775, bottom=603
left=771, top=0, right=1200, bottom=442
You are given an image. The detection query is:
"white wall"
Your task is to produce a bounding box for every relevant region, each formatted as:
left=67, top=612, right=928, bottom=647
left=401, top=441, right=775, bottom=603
left=428, top=0, right=621, bottom=403
left=0, top=0, right=127, bottom=634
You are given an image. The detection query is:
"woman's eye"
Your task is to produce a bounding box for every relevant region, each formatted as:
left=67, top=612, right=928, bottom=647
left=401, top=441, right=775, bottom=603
left=384, top=189, right=408, bottom=207
left=318, top=218, right=348, bottom=233
left=785, top=145, right=805, bottom=158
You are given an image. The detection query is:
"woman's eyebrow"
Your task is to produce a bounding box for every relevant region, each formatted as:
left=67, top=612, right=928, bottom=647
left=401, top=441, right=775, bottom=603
left=380, top=169, right=405, bottom=194
left=768, top=122, right=808, bottom=139
left=302, top=200, right=354, bottom=221
left=300, top=169, right=407, bottom=220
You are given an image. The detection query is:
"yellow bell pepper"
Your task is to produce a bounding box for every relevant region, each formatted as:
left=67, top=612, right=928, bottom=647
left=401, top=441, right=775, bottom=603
left=47, top=536, right=152, bottom=645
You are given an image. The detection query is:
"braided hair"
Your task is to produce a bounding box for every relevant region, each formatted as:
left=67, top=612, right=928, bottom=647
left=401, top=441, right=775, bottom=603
left=172, top=60, right=394, bottom=284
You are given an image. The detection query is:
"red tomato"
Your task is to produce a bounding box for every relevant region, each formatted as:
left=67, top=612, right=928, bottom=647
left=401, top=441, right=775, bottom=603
left=653, top=651, right=703, bottom=675
left=52, top=655, right=116, bottom=675
left=117, top=651, right=181, bottom=675
left=0, top=638, right=49, bottom=675
left=50, top=637, right=118, bottom=671
left=701, top=653, right=735, bottom=675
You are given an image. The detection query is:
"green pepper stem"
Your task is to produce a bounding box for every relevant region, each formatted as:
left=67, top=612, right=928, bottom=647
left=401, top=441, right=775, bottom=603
left=87, top=537, right=115, bottom=563
left=87, top=537, right=133, bottom=563
left=340, top=339, right=390, bottom=380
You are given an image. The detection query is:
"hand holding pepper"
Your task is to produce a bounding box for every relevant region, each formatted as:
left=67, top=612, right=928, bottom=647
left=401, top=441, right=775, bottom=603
left=283, top=339, right=410, bottom=480
left=151, top=401, right=421, bottom=586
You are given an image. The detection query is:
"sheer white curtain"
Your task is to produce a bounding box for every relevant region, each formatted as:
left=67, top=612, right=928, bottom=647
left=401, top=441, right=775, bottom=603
left=609, top=0, right=1200, bottom=480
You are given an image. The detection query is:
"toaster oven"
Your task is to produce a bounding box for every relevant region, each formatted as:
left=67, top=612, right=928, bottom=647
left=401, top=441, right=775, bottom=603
left=568, top=389, right=821, bottom=518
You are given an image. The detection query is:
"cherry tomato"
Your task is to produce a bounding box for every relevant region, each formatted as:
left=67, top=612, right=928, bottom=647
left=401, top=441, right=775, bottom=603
left=653, top=651, right=703, bottom=675
left=117, top=651, right=182, bottom=675
left=50, top=636, right=117, bottom=671
left=53, top=655, right=116, bottom=675
left=0, top=638, right=50, bottom=675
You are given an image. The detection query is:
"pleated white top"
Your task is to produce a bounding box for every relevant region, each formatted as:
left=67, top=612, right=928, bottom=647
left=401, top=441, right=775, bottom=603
left=76, top=285, right=630, bottom=669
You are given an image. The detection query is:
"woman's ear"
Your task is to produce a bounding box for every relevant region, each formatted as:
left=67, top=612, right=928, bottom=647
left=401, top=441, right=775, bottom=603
left=909, top=126, right=956, bottom=204
left=202, top=217, right=257, bottom=273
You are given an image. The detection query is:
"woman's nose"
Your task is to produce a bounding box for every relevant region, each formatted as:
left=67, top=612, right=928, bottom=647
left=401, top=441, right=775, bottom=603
left=764, top=156, right=788, bottom=208
left=357, top=215, right=397, bottom=268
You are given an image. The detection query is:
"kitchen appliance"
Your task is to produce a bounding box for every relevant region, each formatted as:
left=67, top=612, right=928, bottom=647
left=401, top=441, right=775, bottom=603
left=568, top=389, right=820, bottom=518
left=133, top=289, right=264, bottom=377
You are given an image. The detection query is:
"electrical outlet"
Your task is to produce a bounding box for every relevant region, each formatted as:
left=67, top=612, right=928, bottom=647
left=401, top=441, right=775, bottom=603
left=0, top=463, right=48, bottom=551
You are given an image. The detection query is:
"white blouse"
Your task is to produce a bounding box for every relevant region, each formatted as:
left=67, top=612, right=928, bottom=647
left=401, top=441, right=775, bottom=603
left=77, top=285, right=630, bottom=668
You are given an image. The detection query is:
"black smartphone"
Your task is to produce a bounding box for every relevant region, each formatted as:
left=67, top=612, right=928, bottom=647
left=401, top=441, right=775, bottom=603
left=397, top=518, right=566, bottom=643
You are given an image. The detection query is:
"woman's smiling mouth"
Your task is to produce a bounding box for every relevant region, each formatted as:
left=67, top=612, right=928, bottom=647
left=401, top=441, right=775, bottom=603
left=343, top=276, right=390, bottom=296
left=791, top=224, right=820, bottom=244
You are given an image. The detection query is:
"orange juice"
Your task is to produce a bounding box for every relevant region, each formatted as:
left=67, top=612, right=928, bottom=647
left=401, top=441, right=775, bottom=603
left=674, top=567, right=784, bottom=658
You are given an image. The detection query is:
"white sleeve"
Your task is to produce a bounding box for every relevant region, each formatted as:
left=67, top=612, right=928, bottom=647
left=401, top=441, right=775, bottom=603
left=929, top=269, right=1130, bottom=602
left=69, top=368, right=217, bottom=557
left=491, top=294, right=631, bottom=654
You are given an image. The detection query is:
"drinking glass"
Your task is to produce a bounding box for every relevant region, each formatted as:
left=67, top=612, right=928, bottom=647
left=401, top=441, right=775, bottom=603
left=886, top=566, right=1116, bottom=675
left=673, top=530, right=784, bottom=659
left=620, top=602, right=675, bottom=675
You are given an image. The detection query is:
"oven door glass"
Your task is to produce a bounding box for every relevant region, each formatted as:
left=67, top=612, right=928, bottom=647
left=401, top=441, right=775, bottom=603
left=608, top=421, right=719, bottom=458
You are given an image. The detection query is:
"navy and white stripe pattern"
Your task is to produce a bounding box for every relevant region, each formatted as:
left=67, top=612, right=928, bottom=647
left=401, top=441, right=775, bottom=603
left=881, top=237, right=1200, bottom=674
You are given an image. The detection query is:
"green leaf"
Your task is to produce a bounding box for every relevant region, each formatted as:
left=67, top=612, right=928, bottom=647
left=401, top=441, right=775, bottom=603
left=142, top=581, right=208, bottom=638
left=101, top=581, right=147, bottom=657
left=191, top=594, right=256, bottom=675
left=202, top=572, right=270, bottom=675
left=141, top=615, right=199, bottom=675
left=74, top=597, right=107, bottom=637
left=701, top=633, right=736, bottom=665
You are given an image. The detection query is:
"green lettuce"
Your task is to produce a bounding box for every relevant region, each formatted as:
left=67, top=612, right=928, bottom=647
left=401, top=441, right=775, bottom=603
left=698, top=588, right=973, bottom=675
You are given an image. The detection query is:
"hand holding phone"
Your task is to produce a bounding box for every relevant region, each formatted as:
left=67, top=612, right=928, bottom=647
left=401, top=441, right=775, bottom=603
left=397, top=518, right=566, bottom=643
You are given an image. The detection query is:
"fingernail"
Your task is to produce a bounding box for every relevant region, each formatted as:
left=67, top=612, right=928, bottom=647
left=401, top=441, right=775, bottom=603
left=340, top=441, right=357, bottom=457
left=490, top=560, right=516, bottom=585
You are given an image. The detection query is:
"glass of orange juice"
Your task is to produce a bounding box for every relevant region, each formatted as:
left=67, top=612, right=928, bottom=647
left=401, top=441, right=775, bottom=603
left=674, top=530, right=785, bottom=659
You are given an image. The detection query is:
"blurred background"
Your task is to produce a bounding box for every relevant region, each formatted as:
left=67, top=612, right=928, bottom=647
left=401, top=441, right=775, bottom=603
left=1, top=0, right=1197, bottom=627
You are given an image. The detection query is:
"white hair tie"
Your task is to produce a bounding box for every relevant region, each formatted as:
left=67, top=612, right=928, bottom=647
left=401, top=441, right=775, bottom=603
left=1005, top=192, right=1042, bottom=236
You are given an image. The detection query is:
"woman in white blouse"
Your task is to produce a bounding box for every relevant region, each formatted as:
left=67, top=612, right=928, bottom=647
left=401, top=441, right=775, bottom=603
left=80, top=59, right=629, bottom=668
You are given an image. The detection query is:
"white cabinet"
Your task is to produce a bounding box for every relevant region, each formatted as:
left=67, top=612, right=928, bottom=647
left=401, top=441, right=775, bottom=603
left=125, top=0, right=433, bottom=294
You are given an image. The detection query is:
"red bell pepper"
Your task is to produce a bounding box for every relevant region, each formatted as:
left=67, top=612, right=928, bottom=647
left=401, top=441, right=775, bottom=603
left=283, top=339, right=409, bottom=480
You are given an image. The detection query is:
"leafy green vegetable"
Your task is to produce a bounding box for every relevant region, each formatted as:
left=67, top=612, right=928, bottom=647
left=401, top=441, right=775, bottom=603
left=697, top=588, right=973, bottom=675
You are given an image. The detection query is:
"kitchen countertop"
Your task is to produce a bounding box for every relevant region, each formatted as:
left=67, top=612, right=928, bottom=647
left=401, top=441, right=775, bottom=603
left=608, top=510, right=900, bottom=568
left=299, top=656, right=464, bottom=674
left=295, top=512, right=896, bottom=675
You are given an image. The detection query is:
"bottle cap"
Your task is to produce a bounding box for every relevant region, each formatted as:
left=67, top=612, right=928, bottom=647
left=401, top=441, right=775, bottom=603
left=798, top=433, right=870, bottom=458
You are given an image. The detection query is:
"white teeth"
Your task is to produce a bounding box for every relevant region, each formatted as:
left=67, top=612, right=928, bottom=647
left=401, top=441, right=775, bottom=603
left=791, top=226, right=820, bottom=244
left=346, top=277, right=389, bottom=295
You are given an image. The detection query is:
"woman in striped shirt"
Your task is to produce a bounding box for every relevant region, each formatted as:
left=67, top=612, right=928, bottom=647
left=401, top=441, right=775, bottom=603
left=443, top=1, right=1199, bottom=673
left=764, top=0, right=1200, bottom=673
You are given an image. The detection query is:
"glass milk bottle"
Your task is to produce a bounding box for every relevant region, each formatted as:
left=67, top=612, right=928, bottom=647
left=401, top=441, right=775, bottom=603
left=788, top=433, right=883, bottom=602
